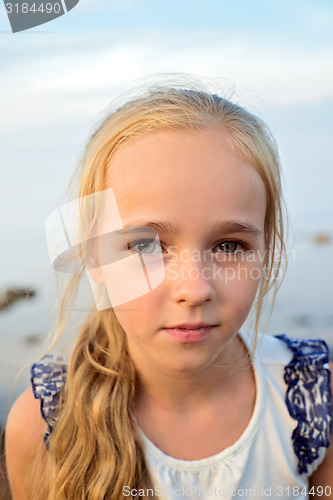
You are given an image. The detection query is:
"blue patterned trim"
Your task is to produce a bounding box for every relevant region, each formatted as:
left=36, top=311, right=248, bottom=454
left=275, top=334, right=333, bottom=474
left=31, top=354, right=67, bottom=449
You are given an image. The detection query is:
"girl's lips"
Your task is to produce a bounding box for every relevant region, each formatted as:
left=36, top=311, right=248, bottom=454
left=163, top=326, right=217, bottom=343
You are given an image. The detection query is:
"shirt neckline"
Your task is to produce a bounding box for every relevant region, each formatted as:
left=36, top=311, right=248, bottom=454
left=134, top=328, right=265, bottom=472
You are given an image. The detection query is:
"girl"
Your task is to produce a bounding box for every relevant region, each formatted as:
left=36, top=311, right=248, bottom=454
left=5, top=82, right=333, bottom=499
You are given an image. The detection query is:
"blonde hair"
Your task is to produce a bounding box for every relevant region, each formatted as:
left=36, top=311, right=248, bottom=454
left=36, top=83, right=287, bottom=499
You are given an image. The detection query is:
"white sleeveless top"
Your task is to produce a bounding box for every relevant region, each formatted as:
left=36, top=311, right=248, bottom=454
left=31, top=330, right=332, bottom=500
left=131, top=330, right=331, bottom=500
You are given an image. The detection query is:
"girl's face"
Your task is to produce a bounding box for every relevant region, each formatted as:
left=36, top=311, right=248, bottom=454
left=96, top=129, right=266, bottom=374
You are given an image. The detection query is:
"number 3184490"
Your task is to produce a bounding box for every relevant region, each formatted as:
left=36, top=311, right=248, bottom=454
left=5, top=3, right=62, bottom=14
left=276, top=485, right=331, bottom=496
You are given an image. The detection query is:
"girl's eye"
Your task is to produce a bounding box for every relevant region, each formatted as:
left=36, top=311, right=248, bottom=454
left=213, top=240, right=246, bottom=254
left=130, top=240, right=162, bottom=255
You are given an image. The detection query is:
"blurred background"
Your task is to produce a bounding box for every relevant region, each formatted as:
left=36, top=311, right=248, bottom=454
left=0, top=0, right=333, bottom=497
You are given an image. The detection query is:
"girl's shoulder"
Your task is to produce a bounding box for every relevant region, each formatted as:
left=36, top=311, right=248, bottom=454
left=30, top=354, right=68, bottom=449
left=242, top=330, right=332, bottom=476
left=5, top=355, right=67, bottom=497
left=5, top=385, right=49, bottom=448
left=253, top=331, right=331, bottom=368
left=5, top=386, right=49, bottom=498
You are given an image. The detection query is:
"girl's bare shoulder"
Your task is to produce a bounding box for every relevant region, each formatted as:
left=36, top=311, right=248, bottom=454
left=5, top=386, right=47, bottom=447
left=5, top=388, right=48, bottom=499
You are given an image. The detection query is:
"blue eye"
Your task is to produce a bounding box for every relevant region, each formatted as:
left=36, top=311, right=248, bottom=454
left=130, top=240, right=161, bottom=255
left=213, top=240, right=247, bottom=254
left=219, top=241, right=238, bottom=253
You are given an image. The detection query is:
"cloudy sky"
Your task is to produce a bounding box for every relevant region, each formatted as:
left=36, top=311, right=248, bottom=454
left=1, top=0, right=333, bottom=286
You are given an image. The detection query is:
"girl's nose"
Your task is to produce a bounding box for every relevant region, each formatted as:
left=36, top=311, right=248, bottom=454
left=167, top=259, right=216, bottom=306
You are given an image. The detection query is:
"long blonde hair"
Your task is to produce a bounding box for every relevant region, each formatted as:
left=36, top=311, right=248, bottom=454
left=37, top=82, right=287, bottom=499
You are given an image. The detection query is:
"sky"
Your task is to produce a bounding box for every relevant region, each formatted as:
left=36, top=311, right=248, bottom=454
left=0, top=0, right=333, bottom=284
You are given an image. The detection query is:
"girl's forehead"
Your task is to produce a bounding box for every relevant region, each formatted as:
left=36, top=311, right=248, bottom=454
left=106, top=129, right=266, bottom=232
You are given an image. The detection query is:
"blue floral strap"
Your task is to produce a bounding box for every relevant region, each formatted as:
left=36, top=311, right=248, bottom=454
left=275, top=334, right=332, bottom=474
left=31, top=354, right=67, bottom=449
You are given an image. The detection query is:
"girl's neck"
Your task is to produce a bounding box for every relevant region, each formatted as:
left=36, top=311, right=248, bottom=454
left=132, top=333, right=251, bottom=414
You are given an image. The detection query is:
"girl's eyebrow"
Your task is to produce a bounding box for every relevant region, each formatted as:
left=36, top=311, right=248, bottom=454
left=119, top=220, right=262, bottom=237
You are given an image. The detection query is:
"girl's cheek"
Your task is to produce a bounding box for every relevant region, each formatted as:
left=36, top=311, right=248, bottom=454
left=218, top=260, right=263, bottom=289
left=223, top=281, right=260, bottom=327
left=219, top=264, right=263, bottom=316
